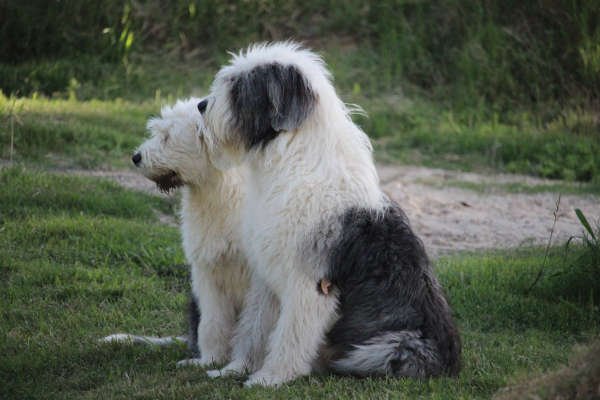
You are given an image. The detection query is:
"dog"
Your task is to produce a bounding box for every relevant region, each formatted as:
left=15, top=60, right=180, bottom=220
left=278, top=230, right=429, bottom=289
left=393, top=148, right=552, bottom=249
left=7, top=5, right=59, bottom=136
left=198, top=42, right=461, bottom=386
left=107, top=98, right=250, bottom=367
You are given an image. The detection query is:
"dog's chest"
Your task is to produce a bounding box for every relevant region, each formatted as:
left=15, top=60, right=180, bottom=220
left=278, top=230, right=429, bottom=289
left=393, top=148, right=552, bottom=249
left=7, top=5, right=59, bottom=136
left=240, top=185, right=324, bottom=286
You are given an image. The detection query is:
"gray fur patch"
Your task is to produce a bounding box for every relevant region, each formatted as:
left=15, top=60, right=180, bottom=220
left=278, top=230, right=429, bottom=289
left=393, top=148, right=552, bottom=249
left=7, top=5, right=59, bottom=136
left=324, top=204, right=462, bottom=377
left=230, top=63, right=316, bottom=149
left=187, top=293, right=200, bottom=356
left=331, top=331, right=442, bottom=378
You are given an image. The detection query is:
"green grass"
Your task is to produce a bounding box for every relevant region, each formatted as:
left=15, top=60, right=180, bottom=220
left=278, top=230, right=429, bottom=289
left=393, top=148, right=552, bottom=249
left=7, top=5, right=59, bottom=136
left=1, top=167, right=598, bottom=399
left=0, top=94, right=156, bottom=168
left=0, top=167, right=176, bottom=220
left=355, top=100, right=600, bottom=182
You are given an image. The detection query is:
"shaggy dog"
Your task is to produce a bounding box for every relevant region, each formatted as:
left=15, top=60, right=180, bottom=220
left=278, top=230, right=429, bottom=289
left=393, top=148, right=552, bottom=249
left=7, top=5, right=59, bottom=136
left=199, top=42, right=461, bottom=387
left=114, top=98, right=250, bottom=367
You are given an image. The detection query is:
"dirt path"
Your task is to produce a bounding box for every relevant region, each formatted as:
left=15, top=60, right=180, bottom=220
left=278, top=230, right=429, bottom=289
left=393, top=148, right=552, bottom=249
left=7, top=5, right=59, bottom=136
left=378, top=165, right=599, bottom=257
left=73, top=165, right=600, bottom=258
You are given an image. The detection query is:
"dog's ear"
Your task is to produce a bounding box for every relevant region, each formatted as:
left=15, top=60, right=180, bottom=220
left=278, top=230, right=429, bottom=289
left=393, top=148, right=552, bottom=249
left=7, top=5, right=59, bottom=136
left=230, top=63, right=315, bottom=149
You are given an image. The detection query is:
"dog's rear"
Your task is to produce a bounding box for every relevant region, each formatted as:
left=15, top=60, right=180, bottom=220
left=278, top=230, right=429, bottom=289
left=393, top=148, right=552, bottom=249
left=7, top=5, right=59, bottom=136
left=324, top=204, right=461, bottom=378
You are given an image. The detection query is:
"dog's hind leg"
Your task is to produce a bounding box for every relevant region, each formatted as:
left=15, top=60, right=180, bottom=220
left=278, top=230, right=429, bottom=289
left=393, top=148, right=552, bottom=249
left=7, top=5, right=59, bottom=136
left=330, top=331, right=443, bottom=378
left=244, top=272, right=339, bottom=387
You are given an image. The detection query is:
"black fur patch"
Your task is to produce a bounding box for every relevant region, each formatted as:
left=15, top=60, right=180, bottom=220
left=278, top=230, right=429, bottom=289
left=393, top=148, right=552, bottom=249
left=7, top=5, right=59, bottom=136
left=151, top=170, right=183, bottom=193
left=325, top=203, right=462, bottom=377
left=230, top=63, right=316, bottom=149
left=187, top=293, right=200, bottom=356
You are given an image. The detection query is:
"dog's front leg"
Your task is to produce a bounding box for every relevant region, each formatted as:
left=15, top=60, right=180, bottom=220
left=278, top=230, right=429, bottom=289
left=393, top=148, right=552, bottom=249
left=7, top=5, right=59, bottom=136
left=207, top=274, right=279, bottom=378
left=244, top=273, right=338, bottom=387
left=178, top=265, right=237, bottom=368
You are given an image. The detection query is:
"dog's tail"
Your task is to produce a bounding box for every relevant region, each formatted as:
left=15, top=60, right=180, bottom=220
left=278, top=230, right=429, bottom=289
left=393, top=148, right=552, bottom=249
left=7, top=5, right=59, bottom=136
left=99, top=333, right=188, bottom=346
left=330, top=331, right=444, bottom=378
left=99, top=294, right=201, bottom=354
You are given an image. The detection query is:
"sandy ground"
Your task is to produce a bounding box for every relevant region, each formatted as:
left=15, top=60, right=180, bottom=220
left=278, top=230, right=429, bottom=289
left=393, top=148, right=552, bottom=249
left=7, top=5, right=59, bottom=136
left=71, top=164, right=600, bottom=258
left=378, top=165, right=599, bottom=257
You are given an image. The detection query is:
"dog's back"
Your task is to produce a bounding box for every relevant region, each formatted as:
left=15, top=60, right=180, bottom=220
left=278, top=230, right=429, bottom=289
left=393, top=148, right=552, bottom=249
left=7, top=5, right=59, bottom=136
left=325, top=203, right=461, bottom=377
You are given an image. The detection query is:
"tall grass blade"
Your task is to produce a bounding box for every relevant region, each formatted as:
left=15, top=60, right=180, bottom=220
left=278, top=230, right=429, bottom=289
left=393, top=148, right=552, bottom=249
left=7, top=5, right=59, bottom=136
left=575, top=208, right=596, bottom=240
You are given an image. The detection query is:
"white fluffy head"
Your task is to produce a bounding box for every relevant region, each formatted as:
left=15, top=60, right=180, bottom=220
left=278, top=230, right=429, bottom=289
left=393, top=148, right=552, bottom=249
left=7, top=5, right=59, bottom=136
left=200, top=41, right=357, bottom=167
left=134, top=97, right=219, bottom=192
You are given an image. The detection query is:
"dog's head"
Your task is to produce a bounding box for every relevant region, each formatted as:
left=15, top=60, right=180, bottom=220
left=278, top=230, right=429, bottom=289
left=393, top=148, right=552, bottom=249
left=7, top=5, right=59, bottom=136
left=200, top=42, right=332, bottom=167
left=133, top=97, right=216, bottom=192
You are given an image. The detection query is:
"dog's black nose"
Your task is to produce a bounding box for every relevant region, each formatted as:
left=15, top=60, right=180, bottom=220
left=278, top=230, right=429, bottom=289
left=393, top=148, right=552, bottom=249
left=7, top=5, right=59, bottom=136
left=197, top=99, right=208, bottom=113
left=132, top=152, right=142, bottom=166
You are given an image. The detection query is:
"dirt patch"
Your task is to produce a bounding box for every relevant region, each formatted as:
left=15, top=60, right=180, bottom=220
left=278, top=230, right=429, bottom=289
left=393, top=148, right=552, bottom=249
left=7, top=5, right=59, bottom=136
left=379, top=165, right=600, bottom=257
left=72, top=165, right=600, bottom=258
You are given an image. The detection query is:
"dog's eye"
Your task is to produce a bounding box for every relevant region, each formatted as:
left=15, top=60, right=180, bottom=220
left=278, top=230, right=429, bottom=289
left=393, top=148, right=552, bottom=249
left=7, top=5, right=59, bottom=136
left=162, top=133, right=170, bottom=144
left=197, top=99, right=208, bottom=113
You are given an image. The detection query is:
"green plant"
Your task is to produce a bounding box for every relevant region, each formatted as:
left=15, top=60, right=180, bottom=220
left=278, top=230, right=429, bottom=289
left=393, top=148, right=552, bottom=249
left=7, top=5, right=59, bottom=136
left=533, top=208, right=600, bottom=306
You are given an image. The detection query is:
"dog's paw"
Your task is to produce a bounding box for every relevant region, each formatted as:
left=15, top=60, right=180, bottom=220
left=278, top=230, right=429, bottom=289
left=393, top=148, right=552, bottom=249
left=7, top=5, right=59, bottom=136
left=176, top=358, right=213, bottom=368
left=177, top=353, right=228, bottom=369
left=205, top=369, right=224, bottom=378
left=244, top=371, right=288, bottom=387
left=207, top=360, right=248, bottom=378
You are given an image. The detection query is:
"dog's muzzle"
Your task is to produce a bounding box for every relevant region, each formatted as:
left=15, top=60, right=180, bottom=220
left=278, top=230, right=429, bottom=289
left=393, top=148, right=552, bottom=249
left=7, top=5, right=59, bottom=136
left=132, top=151, right=183, bottom=193
left=151, top=171, right=184, bottom=193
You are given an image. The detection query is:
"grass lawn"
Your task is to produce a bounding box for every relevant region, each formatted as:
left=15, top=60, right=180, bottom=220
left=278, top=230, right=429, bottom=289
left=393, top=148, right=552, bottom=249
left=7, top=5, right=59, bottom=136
left=1, top=167, right=598, bottom=399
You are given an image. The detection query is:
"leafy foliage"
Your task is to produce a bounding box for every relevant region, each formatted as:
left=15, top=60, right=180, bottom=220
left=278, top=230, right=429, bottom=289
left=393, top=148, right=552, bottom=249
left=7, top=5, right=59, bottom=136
left=2, top=0, right=599, bottom=108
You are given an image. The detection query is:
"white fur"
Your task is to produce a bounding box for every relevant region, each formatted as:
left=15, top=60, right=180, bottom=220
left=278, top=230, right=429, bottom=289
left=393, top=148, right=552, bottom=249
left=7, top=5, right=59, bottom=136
left=135, top=98, right=250, bottom=367
left=201, top=42, right=385, bottom=386
left=100, top=333, right=186, bottom=346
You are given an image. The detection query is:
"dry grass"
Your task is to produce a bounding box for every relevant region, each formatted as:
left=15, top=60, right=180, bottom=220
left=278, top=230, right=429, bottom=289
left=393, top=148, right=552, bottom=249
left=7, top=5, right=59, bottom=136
left=495, top=339, right=600, bottom=400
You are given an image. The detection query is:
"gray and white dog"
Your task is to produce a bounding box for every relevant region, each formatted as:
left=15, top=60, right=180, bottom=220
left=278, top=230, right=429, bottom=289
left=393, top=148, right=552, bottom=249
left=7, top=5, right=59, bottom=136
left=199, top=42, right=461, bottom=386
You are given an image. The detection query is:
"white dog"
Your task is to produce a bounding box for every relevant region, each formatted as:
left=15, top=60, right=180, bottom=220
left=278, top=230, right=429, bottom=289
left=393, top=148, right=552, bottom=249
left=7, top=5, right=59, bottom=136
left=199, top=42, right=461, bottom=387
left=127, top=98, right=250, bottom=367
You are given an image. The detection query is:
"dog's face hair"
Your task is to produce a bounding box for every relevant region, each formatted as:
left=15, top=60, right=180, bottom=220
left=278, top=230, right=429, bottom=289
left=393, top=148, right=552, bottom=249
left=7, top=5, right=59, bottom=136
left=135, top=98, right=215, bottom=192
left=229, top=63, right=315, bottom=149
left=199, top=43, right=325, bottom=167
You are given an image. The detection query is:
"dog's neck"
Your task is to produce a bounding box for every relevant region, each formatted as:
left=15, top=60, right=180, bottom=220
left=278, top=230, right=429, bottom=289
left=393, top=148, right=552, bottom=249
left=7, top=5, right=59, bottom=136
left=244, top=115, right=383, bottom=210
left=185, top=168, right=242, bottom=205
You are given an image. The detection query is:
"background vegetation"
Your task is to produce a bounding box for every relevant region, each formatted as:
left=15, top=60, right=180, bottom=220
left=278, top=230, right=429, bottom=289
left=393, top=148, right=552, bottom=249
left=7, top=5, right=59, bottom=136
left=2, top=0, right=600, bottom=181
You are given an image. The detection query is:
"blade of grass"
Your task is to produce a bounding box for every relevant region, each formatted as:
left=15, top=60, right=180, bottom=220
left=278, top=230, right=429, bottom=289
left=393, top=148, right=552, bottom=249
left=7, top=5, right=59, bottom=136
left=575, top=208, right=597, bottom=240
